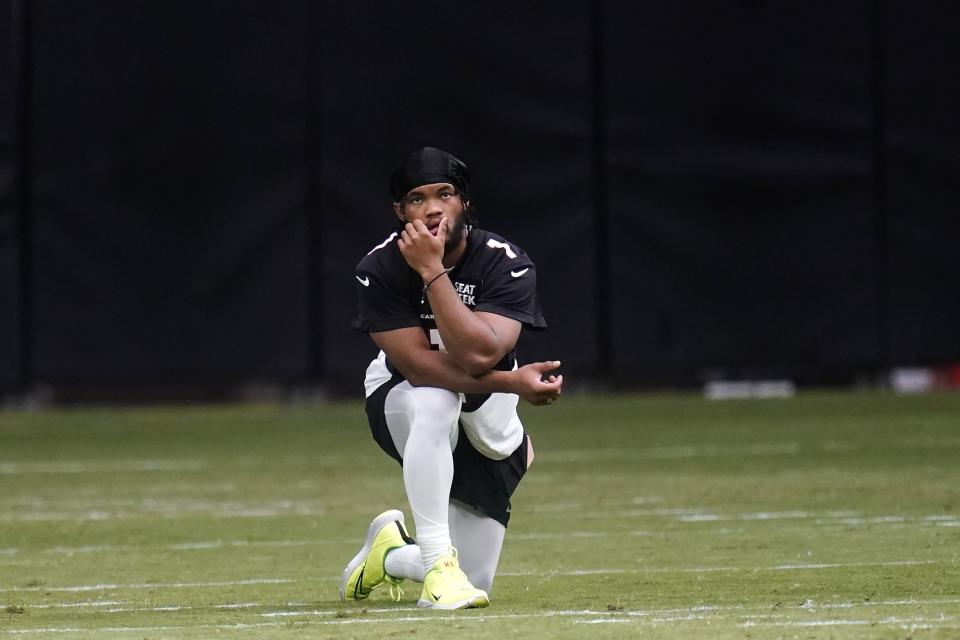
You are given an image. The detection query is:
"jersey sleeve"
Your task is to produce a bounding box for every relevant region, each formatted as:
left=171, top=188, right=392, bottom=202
left=351, top=260, right=421, bottom=334
left=474, top=259, right=548, bottom=330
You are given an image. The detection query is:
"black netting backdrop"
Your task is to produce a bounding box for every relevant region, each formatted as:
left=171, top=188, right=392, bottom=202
left=30, top=1, right=311, bottom=382
left=603, top=2, right=879, bottom=378
left=881, top=2, right=960, bottom=364
left=314, top=1, right=595, bottom=384
left=2, top=1, right=958, bottom=394
left=0, top=0, right=19, bottom=388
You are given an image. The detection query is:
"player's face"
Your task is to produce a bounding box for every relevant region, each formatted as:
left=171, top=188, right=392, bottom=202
left=394, top=182, right=469, bottom=254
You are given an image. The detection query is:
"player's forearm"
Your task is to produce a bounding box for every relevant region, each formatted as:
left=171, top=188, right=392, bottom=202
left=424, top=274, right=503, bottom=375
left=396, top=349, right=517, bottom=395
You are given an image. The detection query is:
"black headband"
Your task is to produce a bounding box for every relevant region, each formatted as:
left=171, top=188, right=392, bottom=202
left=389, top=147, right=471, bottom=202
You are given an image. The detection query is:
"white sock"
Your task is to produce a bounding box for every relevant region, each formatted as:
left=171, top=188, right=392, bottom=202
left=408, top=499, right=451, bottom=572
left=384, top=544, right=427, bottom=582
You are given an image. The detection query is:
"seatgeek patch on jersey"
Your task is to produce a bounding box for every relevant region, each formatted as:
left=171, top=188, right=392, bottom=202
left=453, top=278, right=480, bottom=306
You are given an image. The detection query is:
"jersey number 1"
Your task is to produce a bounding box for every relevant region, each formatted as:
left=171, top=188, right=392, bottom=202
left=429, top=329, right=447, bottom=352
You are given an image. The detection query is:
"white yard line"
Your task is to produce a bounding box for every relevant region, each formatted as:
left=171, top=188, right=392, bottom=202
left=0, top=578, right=294, bottom=594
left=7, top=597, right=958, bottom=618
left=510, top=532, right=607, bottom=540
left=5, top=512, right=948, bottom=555
left=0, top=507, right=327, bottom=523
left=103, top=602, right=267, bottom=613
left=6, top=612, right=958, bottom=634
left=818, top=598, right=960, bottom=609
left=571, top=507, right=959, bottom=528
left=500, top=559, right=939, bottom=576
left=680, top=511, right=812, bottom=522
left=544, top=442, right=805, bottom=462
left=6, top=623, right=284, bottom=635
left=5, top=602, right=959, bottom=636
left=771, top=560, right=935, bottom=570
left=0, top=560, right=944, bottom=597
left=4, top=538, right=352, bottom=556
left=0, top=460, right=207, bottom=475
left=167, top=538, right=349, bottom=550
left=741, top=615, right=958, bottom=628
left=0, top=600, right=313, bottom=612
left=2, top=601, right=127, bottom=610
left=574, top=619, right=635, bottom=624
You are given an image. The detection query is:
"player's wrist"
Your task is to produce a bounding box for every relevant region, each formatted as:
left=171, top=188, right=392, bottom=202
left=419, top=264, right=447, bottom=282
left=500, top=368, right=521, bottom=395
left=419, top=266, right=453, bottom=304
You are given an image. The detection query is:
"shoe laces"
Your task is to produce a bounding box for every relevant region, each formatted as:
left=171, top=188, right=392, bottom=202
left=388, top=582, right=404, bottom=602
left=384, top=572, right=405, bottom=602
left=432, top=552, right=475, bottom=590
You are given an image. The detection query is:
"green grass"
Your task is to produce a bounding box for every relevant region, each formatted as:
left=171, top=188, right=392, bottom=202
left=1, top=390, right=958, bottom=639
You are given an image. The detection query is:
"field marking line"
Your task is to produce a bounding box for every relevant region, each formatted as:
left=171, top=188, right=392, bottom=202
left=5, top=623, right=286, bottom=635
left=0, top=460, right=207, bottom=475
left=740, top=615, right=958, bottom=629
left=499, top=559, right=940, bottom=577
left=543, top=442, right=804, bottom=462
left=1, top=559, right=942, bottom=595
left=0, top=506, right=328, bottom=522
left=823, top=598, right=960, bottom=608
left=5, top=539, right=350, bottom=556
left=0, top=578, right=294, bottom=594
left=510, top=531, right=607, bottom=540
left=6, top=609, right=960, bottom=634
left=682, top=512, right=958, bottom=525
left=574, top=619, right=635, bottom=624
left=680, top=511, right=811, bottom=522
left=260, top=610, right=340, bottom=618
left=168, top=538, right=350, bottom=550
left=8, top=511, right=952, bottom=555
left=771, top=560, right=936, bottom=570
left=103, top=602, right=266, bottom=613
left=571, top=508, right=959, bottom=527
left=6, top=612, right=636, bottom=634
left=45, top=545, right=117, bottom=554
left=0, top=601, right=127, bottom=610
left=9, top=596, right=958, bottom=618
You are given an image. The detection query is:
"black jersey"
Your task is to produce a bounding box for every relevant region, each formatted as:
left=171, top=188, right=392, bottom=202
left=352, top=227, right=546, bottom=370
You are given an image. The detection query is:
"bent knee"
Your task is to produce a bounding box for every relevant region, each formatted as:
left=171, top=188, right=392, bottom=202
left=401, top=386, right=461, bottom=431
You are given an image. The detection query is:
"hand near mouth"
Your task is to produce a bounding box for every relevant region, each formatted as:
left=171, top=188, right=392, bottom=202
left=399, top=217, right=448, bottom=279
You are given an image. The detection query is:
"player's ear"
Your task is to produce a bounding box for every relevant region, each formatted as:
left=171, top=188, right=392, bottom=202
left=393, top=202, right=404, bottom=221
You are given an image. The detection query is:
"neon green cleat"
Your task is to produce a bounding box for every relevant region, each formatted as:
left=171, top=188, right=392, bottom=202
left=339, top=509, right=415, bottom=601
left=417, top=552, right=490, bottom=609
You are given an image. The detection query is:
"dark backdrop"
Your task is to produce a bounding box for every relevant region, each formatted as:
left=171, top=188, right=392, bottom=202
left=881, top=2, right=960, bottom=365
left=1, top=0, right=19, bottom=389
left=3, top=1, right=959, bottom=396
left=29, top=1, right=311, bottom=387
left=314, top=1, right=596, bottom=384
left=603, top=2, right=878, bottom=380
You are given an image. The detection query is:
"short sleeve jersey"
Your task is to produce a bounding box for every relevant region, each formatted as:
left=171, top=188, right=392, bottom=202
left=352, top=227, right=546, bottom=371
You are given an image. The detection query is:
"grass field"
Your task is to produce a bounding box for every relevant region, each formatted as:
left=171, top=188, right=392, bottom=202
left=1, top=390, right=959, bottom=639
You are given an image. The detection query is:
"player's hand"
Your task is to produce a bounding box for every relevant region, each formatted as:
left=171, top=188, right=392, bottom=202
left=398, top=218, right=446, bottom=279
left=514, top=360, right=563, bottom=406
